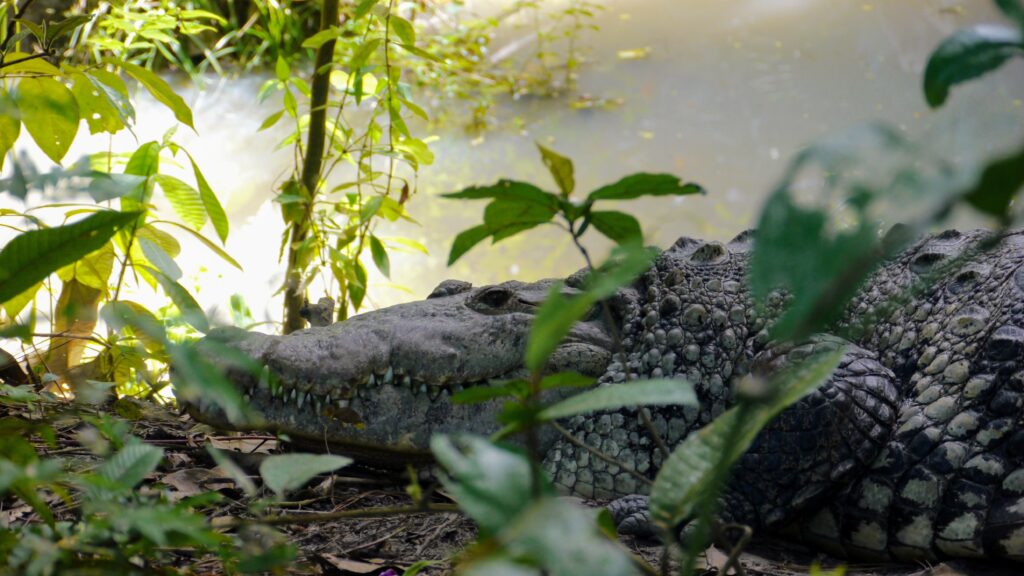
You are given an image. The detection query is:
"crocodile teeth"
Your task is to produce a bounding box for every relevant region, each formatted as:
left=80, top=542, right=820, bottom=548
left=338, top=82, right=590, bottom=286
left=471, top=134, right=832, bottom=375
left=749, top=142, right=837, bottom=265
left=297, top=391, right=306, bottom=409
left=384, top=366, right=394, bottom=385
left=314, top=398, right=322, bottom=414
left=335, top=398, right=348, bottom=408
left=368, top=373, right=376, bottom=386
left=419, top=383, right=427, bottom=394
left=325, top=395, right=331, bottom=406
left=402, top=375, right=412, bottom=387
left=258, top=366, right=270, bottom=390
left=290, top=388, right=297, bottom=403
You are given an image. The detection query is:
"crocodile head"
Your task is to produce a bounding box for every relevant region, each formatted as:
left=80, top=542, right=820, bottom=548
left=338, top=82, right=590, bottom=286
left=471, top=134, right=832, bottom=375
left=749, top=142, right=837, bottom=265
left=187, top=277, right=627, bottom=465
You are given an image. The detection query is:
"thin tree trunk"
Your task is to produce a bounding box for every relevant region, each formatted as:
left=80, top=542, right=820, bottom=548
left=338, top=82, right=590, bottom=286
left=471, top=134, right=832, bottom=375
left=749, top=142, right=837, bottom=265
left=282, top=0, right=340, bottom=334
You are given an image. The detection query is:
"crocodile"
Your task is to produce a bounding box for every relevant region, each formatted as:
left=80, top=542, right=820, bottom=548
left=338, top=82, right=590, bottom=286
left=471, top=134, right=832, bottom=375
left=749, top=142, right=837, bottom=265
left=188, top=227, right=1024, bottom=563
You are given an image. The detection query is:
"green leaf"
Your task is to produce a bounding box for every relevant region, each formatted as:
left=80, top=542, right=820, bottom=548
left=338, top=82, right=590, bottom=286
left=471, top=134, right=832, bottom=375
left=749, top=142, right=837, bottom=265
left=0, top=211, right=139, bottom=304
left=70, top=72, right=127, bottom=135
left=996, top=0, right=1024, bottom=28
left=354, top=0, right=378, bottom=18
left=431, top=434, right=550, bottom=536
left=156, top=174, right=207, bottom=231
left=923, top=24, right=1024, bottom=108
left=0, top=90, right=20, bottom=170
left=369, top=235, right=390, bottom=278
left=526, top=244, right=655, bottom=371
left=750, top=190, right=880, bottom=341
left=187, top=154, right=229, bottom=242
left=540, top=378, right=696, bottom=421
left=97, top=442, right=163, bottom=490
left=348, top=259, right=368, bottom=310
left=259, top=453, right=351, bottom=497
left=539, top=371, right=594, bottom=391
left=100, top=301, right=164, bottom=352
left=46, top=15, right=92, bottom=43
left=443, top=180, right=560, bottom=209
left=118, top=60, right=194, bottom=128
left=451, top=382, right=523, bottom=404
left=2, top=281, right=41, bottom=318
left=536, top=142, right=574, bottom=197
left=650, top=346, right=844, bottom=529
left=483, top=198, right=557, bottom=236
left=125, top=141, right=162, bottom=178
left=144, top=266, right=209, bottom=333
left=153, top=220, right=242, bottom=270
left=960, top=144, right=1024, bottom=219
left=448, top=224, right=492, bottom=265
left=389, top=15, right=416, bottom=45
left=139, top=236, right=182, bottom=281
left=275, top=55, right=290, bottom=81
left=587, top=173, right=704, bottom=201
left=14, top=77, right=80, bottom=164
left=258, top=109, right=284, bottom=131
left=396, top=42, right=442, bottom=63
left=491, top=498, right=639, bottom=576
left=588, top=210, right=641, bottom=245
left=301, top=26, right=340, bottom=49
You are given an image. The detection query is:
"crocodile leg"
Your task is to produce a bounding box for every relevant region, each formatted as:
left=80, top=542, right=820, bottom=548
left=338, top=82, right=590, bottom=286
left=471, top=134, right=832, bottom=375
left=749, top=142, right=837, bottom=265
left=604, top=338, right=900, bottom=539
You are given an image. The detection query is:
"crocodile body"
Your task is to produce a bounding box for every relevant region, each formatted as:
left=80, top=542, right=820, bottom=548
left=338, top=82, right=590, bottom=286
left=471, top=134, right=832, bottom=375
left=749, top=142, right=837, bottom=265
left=191, top=228, right=1024, bottom=562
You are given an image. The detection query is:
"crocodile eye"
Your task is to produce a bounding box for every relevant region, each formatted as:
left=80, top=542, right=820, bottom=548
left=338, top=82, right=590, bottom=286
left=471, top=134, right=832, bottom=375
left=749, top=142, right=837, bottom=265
left=476, top=287, right=513, bottom=308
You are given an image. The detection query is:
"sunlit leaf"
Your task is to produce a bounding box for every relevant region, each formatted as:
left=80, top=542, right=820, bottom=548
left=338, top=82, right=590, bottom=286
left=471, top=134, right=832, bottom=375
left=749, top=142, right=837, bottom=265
left=14, top=77, right=80, bottom=164
left=156, top=174, right=207, bottom=231
left=0, top=211, right=138, bottom=304
left=448, top=224, right=490, bottom=265
left=0, top=90, right=20, bottom=170
left=923, top=24, right=1024, bottom=108
left=97, top=442, right=163, bottom=490
left=369, top=235, right=390, bottom=278
left=118, top=60, right=194, bottom=128
left=389, top=15, right=416, bottom=45
left=139, top=236, right=182, bottom=281
left=153, top=220, right=241, bottom=270
left=187, top=154, right=229, bottom=242
left=143, top=266, right=209, bottom=333
left=536, top=142, right=574, bottom=197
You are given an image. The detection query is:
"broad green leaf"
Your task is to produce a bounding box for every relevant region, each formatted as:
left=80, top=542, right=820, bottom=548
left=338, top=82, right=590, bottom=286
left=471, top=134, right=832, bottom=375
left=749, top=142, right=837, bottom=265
left=493, top=498, right=639, bottom=576
left=84, top=71, right=135, bottom=126
left=138, top=224, right=181, bottom=257
left=960, top=143, right=1024, bottom=218
left=180, top=9, right=227, bottom=23
left=448, top=224, right=491, bottom=265
left=155, top=174, right=207, bottom=231
left=258, top=110, right=284, bottom=131
left=396, top=43, right=443, bottom=63
left=923, top=24, right=1024, bottom=108
left=125, top=141, right=162, bottom=177
left=153, top=220, right=241, bottom=270
left=57, top=240, right=115, bottom=290
left=275, top=55, right=290, bottom=81
left=187, top=154, right=229, bottom=242
left=483, top=198, right=557, bottom=237
left=540, top=378, right=695, bottom=421
left=536, top=143, right=574, bottom=197
left=0, top=90, right=20, bottom=170
left=395, top=138, right=434, bottom=168
left=588, top=210, right=641, bottom=245
left=259, top=453, right=351, bottom=497
left=1, top=51, right=59, bottom=75
left=100, top=300, right=164, bottom=352
left=97, top=442, right=163, bottom=490
left=144, top=266, right=209, bottom=333
left=650, top=346, right=844, bottom=528
left=2, top=281, right=40, bottom=318
left=996, top=0, right=1024, bottom=28
left=451, top=382, right=523, bottom=405
left=386, top=236, right=428, bottom=254
left=750, top=190, right=880, bottom=340
left=354, top=0, right=377, bottom=18
left=526, top=244, right=655, bottom=371
left=360, top=195, right=384, bottom=222
left=0, top=211, right=138, bottom=304
left=139, top=236, right=182, bottom=280
left=14, top=77, right=80, bottom=164
left=431, top=434, right=549, bottom=536
left=369, top=235, right=390, bottom=278
left=348, top=259, right=368, bottom=310
left=389, top=15, right=416, bottom=45
left=70, top=72, right=126, bottom=135
left=443, top=180, right=560, bottom=210
left=119, top=61, right=194, bottom=128
left=301, top=26, right=340, bottom=49
left=587, top=173, right=704, bottom=201
left=46, top=15, right=91, bottom=42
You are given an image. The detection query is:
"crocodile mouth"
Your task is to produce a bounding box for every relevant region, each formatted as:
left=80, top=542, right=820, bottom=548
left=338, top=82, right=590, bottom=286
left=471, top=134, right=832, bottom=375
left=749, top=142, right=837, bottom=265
left=187, top=362, right=530, bottom=466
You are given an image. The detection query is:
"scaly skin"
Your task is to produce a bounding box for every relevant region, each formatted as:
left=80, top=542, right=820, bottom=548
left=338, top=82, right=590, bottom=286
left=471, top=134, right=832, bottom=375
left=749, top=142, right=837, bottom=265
left=188, top=228, right=1024, bottom=562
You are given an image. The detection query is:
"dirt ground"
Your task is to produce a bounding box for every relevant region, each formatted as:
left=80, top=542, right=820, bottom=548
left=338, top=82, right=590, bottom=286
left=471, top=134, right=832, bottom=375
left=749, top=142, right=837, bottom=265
left=8, top=397, right=1020, bottom=576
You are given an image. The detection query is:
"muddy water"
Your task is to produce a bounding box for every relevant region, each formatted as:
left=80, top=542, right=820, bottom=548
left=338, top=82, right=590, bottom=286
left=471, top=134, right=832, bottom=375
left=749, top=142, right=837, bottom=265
left=8, top=0, right=1024, bottom=326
